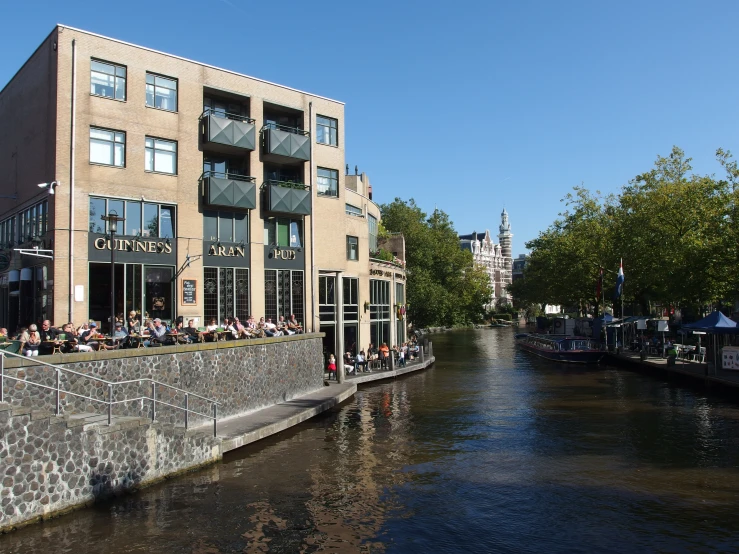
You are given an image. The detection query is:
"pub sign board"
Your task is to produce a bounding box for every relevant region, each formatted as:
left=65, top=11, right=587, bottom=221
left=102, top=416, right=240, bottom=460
left=182, top=279, right=197, bottom=305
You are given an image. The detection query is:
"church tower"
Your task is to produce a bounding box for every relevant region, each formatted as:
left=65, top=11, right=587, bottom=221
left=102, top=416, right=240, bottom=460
left=498, top=209, right=513, bottom=301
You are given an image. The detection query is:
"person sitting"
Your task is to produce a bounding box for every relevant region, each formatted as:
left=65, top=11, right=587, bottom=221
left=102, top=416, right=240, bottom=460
left=21, top=324, right=42, bottom=357
left=368, top=343, right=378, bottom=360
left=145, top=318, right=168, bottom=346
left=287, top=314, right=303, bottom=334
left=0, top=327, right=7, bottom=339
left=259, top=317, right=280, bottom=337
left=244, top=315, right=263, bottom=338
left=232, top=317, right=248, bottom=339
left=344, top=352, right=355, bottom=374
left=223, top=317, right=238, bottom=340
left=79, top=322, right=103, bottom=351
left=355, top=350, right=368, bottom=372
left=277, top=316, right=295, bottom=336
left=38, top=319, right=61, bottom=355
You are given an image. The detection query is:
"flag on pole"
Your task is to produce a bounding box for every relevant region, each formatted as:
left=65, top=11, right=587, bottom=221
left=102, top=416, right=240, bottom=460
left=614, top=259, right=624, bottom=299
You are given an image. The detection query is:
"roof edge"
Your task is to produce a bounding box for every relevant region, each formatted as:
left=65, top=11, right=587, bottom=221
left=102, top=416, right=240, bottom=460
left=57, top=24, right=345, bottom=105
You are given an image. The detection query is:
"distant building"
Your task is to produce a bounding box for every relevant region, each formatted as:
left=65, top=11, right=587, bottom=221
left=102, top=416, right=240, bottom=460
left=512, top=254, right=527, bottom=282
left=459, top=210, right=513, bottom=308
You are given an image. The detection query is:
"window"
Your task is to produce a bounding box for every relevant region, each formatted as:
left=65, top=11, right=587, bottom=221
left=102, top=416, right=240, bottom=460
left=146, top=73, right=178, bottom=111
left=316, top=115, right=338, bottom=146
left=343, top=277, right=358, bottom=322
left=368, top=214, right=378, bottom=253
left=90, top=60, right=126, bottom=100
left=317, top=167, right=338, bottom=197
left=347, top=236, right=358, bottom=261
left=370, top=279, right=391, bottom=347
left=345, top=204, right=363, bottom=217
left=204, top=267, right=250, bottom=324
left=264, top=218, right=302, bottom=248
left=89, top=197, right=175, bottom=237
left=90, top=127, right=125, bottom=167
left=145, top=137, right=177, bottom=174
left=13, top=201, right=48, bottom=243
left=265, top=269, right=304, bottom=325
left=0, top=216, right=16, bottom=248
left=204, top=211, right=248, bottom=243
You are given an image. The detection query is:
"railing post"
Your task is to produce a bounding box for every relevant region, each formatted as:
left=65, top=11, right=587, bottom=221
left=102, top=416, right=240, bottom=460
left=108, top=383, right=113, bottom=425
left=428, top=341, right=433, bottom=359
left=1, top=353, right=4, bottom=404
left=213, top=403, right=217, bottom=437
left=151, top=381, right=156, bottom=422
left=55, top=369, right=61, bottom=416
left=184, top=393, right=189, bottom=430
left=420, top=345, right=425, bottom=364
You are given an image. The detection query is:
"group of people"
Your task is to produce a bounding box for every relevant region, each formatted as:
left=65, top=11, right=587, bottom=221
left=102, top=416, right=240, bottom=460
left=327, top=341, right=420, bottom=377
left=1, top=312, right=305, bottom=357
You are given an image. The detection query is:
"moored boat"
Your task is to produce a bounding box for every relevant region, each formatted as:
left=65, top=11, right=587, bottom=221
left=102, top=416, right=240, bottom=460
left=515, top=333, right=604, bottom=364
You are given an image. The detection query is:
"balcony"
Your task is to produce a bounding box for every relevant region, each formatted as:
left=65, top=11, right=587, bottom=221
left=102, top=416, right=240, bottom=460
left=265, top=180, right=311, bottom=215
left=201, top=171, right=257, bottom=210
left=261, top=124, right=310, bottom=163
left=201, top=110, right=256, bottom=152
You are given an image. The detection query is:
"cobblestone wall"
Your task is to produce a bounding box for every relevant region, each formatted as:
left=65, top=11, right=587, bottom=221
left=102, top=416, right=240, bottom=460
left=1, top=334, right=325, bottom=428
left=0, top=402, right=220, bottom=532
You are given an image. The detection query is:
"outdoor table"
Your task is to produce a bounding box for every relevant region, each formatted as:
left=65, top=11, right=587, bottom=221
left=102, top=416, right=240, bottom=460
left=43, top=340, right=65, bottom=355
left=128, top=334, right=148, bottom=348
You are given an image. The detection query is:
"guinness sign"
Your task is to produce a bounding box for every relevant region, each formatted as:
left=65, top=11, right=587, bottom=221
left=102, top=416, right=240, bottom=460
left=94, top=237, right=173, bottom=254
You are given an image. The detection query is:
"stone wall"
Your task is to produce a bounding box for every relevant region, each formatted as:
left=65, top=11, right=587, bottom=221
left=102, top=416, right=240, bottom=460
left=1, top=334, right=325, bottom=428
left=0, top=402, right=221, bottom=532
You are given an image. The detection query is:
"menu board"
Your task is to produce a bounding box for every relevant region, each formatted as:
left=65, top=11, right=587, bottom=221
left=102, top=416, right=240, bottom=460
left=182, top=279, right=197, bottom=305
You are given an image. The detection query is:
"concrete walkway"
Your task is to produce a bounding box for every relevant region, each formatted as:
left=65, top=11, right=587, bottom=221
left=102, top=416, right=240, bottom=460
left=215, top=382, right=357, bottom=453
left=610, top=351, right=739, bottom=391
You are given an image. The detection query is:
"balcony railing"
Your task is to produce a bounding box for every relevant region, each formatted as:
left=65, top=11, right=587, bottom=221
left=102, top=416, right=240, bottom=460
left=264, top=180, right=311, bottom=215
left=201, top=110, right=256, bottom=151
left=261, top=124, right=310, bottom=162
left=201, top=171, right=257, bottom=210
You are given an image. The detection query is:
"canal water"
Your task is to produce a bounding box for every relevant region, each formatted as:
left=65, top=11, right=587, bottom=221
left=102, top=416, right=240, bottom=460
left=3, top=329, right=739, bottom=553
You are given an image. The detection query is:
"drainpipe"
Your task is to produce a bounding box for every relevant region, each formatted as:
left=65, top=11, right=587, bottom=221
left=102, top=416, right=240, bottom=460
left=68, top=37, right=77, bottom=323
left=308, top=102, right=315, bottom=332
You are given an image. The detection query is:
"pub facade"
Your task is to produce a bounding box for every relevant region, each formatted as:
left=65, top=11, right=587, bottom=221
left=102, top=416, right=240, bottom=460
left=0, top=25, right=408, bottom=356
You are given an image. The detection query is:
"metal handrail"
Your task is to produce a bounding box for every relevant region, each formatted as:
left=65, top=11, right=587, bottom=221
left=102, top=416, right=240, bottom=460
left=261, top=122, right=309, bottom=137
left=200, top=108, right=255, bottom=124
left=200, top=170, right=256, bottom=183
left=263, top=179, right=309, bottom=191
left=0, top=350, right=219, bottom=436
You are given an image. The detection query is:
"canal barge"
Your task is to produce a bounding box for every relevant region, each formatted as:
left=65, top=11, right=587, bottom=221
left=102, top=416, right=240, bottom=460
left=515, top=333, right=605, bottom=364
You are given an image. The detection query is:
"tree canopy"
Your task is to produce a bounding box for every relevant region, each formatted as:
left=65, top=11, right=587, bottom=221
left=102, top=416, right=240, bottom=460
left=508, top=146, right=739, bottom=316
left=380, top=199, right=492, bottom=328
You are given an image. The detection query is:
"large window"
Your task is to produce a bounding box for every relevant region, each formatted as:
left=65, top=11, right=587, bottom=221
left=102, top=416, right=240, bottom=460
left=370, top=279, right=391, bottom=347
left=14, top=201, right=48, bottom=244
left=317, top=168, right=338, bottom=197
left=318, top=275, right=335, bottom=324
left=90, top=60, right=126, bottom=100
left=368, top=214, right=378, bottom=253
left=265, top=270, right=304, bottom=325
left=346, top=236, right=358, bottom=261
left=0, top=216, right=16, bottom=248
left=145, top=137, right=177, bottom=174
left=264, top=217, right=302, bottom=248
left=204, top=267, right=250, bottom=323
left=343, top=277, right=358, bottom=322
left=203, top=211, right=248, bottom=243
left=396, top=282, right=406, bottom=345
left=89, top=197, right=174, bottom=238
left=146, top=73, right=177, bottom=111
left=90, top=127, right=125, bottom=167
left=316, top=115, right=338, bottom=146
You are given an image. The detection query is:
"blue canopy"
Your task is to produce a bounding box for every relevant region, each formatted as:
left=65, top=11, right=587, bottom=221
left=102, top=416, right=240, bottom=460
left=683, top=311, right=739, bottom=334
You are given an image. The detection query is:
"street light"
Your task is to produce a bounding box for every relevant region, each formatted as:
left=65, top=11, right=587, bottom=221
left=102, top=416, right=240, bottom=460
left=100, top=210, right=125, bottom=334
left=37, top=181, right=60, bottom=195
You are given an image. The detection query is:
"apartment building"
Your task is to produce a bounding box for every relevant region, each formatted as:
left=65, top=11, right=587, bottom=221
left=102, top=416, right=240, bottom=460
left=0, top=25, right=406, bottom=356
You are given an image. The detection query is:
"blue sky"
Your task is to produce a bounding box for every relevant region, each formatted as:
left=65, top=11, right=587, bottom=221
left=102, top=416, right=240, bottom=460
left=2, top=0, right=738, bottom=255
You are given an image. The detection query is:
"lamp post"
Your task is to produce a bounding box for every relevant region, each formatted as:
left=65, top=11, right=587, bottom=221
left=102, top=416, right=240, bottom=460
left=100, top=210, right=125, bottom=334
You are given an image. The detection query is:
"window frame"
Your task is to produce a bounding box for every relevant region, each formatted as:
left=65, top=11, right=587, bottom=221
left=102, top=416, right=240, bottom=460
left=89, top=126, right=126, bottom=168
left=203, top=210, right=249, bottom=243
left=263, top=217, right=303, bottom=248
left=145, top=136, right=178, bottom=175
left=317, top=167, right=339, bottom=198
left=345, top=203, right=363, bottom=217
left=346, top=236, right=359, bottom=261
left=90, top=59, right=127, bottom=101
left=89, top=196, right=175, bottom=238
left=316, top=115, right=338, bottom=146
left=145, top=72, right=178, bottom=112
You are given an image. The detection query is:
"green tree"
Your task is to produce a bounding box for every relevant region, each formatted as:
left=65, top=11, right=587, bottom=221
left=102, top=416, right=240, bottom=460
left=380, top=199, right=492, bottom=327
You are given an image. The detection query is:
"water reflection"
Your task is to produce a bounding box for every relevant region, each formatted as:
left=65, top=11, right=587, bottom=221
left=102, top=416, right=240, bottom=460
left=3, top=329, right=739, bottom=553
